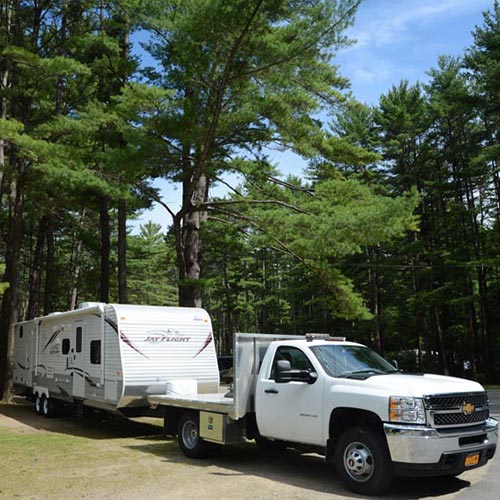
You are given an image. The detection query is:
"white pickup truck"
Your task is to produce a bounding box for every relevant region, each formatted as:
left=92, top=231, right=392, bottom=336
left=149, top=333, right=498, bottom=495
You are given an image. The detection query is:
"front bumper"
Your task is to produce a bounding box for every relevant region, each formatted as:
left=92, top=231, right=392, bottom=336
left=384, top=417, right=498, bottom=477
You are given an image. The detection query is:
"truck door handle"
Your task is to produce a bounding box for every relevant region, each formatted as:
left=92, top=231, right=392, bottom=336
left=265, top=389, right=279, bottom=394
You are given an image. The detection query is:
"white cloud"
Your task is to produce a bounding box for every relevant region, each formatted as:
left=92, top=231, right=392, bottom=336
left=350, top=0, right=492, bottom=49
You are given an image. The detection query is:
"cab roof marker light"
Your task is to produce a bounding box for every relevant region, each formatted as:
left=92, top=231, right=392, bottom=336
left=305, top=333, right=347, bottom=342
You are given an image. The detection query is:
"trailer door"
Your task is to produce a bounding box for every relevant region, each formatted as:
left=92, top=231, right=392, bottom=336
left=72, top=324, right=85, bottom=398
left=27, top=324, right=36, bottom=386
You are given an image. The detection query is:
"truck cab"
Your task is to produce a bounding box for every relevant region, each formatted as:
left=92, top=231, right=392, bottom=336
left=254, top=337, right=498, bottom=495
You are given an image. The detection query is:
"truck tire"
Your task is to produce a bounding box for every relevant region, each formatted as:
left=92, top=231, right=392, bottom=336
left=334, top=426, right=393, bottom=496
left=177, top=412, right=221, bottom=459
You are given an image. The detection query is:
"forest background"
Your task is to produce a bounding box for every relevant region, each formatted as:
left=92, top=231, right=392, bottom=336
left=1, top=0, right=500, bottom=400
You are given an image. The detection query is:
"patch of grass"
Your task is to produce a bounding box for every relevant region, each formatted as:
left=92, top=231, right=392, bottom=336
left=0, top=410, right=171, bottom=500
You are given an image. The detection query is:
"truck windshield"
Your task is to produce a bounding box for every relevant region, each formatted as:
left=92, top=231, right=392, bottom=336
left=310, top=344, right=398, bottom=379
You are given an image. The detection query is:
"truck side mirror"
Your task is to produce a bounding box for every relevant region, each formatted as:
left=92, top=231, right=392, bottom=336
left=306, top=371, right=318, bottom=384
left=275, top=359, right=292, bottom=383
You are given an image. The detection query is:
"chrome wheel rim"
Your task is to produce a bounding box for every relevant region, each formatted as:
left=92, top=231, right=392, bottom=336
left=343, top=441, right=374, bottom=483
left=182, top=420, right=198, bottom=449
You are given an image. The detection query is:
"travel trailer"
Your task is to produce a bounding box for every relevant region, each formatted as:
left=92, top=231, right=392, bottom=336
left=13, top=303, right=219, bottom=416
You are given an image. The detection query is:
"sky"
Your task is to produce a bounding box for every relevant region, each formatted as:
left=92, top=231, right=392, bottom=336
left=337, top=0, right=493, bottom=105
left=131, top=0, right=496, bottom=233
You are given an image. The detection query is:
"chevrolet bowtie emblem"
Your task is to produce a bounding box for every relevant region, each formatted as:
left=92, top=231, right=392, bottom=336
left=462, top=403, right=475, bottom=415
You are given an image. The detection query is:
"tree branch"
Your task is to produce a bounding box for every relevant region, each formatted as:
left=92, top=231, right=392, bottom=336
left=202, top=198, right=310, bottom=214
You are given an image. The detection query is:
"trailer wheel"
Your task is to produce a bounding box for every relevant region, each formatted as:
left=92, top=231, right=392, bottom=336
left=178, top=412, right=221, bottom=459
left=41, top=396, right=58, bottom=418
left=34, top=394, right=43, bottom=415
left=334, top=426, right=393, bottom=496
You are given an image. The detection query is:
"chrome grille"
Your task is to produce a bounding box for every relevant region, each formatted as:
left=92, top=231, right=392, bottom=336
left=433, top=409, right=489, bottom=426
left=424, top=393, right=488, bottom=409
left=424, top=392, right=490, bottom=429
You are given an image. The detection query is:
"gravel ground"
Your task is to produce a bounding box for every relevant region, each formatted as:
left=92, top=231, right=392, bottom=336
left=0, top=398, right=494, bottom=500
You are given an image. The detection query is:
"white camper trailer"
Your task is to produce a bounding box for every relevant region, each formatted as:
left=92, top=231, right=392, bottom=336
left=13, top=303, right=219, bottom=416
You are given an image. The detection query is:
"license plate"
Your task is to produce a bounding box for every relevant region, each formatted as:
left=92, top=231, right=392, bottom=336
left=465, top=453, right=480, bottom=467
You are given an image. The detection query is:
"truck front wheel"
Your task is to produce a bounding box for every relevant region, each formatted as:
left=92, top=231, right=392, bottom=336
left=177, top=412, right=221, bottom=459
left=334, top=426, right=393, bottom=496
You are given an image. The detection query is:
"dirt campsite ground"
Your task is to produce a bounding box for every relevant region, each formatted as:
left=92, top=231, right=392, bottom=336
left=0, top=397, right=493, bottom=500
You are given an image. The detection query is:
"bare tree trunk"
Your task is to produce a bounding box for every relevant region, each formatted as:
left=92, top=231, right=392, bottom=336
left=433, top=306, right=449, bottom=375
left=118, top=199, right=128, bottom=303
left=43, top=214, right=55, bottom=315
left=411, top=233, right=425, bottom=369
left=366, top=246, right=383, bottom=353
left=27, top=215, right=49, bottom=319
left=117, top=19, right=129, bottom=305
left=178, top=174, right=207, bottom=307
left=100, top=196, right=110, bottom=303
left=69, top=237, right=83, bottom=310
left=68, top=210, right=86, bottom=310
left=0, top=160, right=24, bottom=402
left=0, top=0, right=12, bottom=199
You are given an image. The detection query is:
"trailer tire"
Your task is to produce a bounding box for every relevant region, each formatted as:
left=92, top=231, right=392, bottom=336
left=34, top=394, right=43, bottom=415
left=334, top=426, right=393, bottom=496
left=178, top=412, right=221, bottom=459
left=41, top=396, right=58, bottom=418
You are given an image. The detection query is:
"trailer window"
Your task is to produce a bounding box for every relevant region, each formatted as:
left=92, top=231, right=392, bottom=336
left=19, top=326, right=23, bottom=339
left=62, top=339, right=70, bottom=355
left=76, top=327, right=82, bottom=353
left=90, top=341, right=101, bottom=365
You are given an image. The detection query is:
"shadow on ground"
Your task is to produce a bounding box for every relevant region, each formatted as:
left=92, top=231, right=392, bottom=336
left=0, top=397, right=163, bottom=440
left=128, top=438, right=472, bottom=499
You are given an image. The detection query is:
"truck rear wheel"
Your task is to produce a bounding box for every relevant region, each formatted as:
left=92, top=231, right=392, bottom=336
left=177, top=412, right=221, bottom=459
left=334, top=426, right=393, bottom=496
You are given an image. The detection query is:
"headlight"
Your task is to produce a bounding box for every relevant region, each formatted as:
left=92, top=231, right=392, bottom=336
left=389, top=396, right=426, bottom=424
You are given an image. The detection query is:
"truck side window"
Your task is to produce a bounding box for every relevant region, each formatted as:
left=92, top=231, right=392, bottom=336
left=90, top=340, right=101, bottom=365
left=270, top=346, right=314, bottom=380
left=62, top=339, right=70, bottom=355
left=76, top=327, right=82, bottom=353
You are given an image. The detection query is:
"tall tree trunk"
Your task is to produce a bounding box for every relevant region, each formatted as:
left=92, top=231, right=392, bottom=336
left=410, top=233, right=425, bottom=369
left=178, top=174, right=207, bottom=307
left=260, top=249, right=268, bottom=333
left=118, top=198, right=128, bottom=303
left=69, top=237, right=83, bottom=310
left=100, top=196, right=110, bottom=303
left=366, top=246, right=383, bottom=353
left=68, top=210, right=86, bottom=310
left=117, top=19, right=130, bottom=304
left=27, top=215, right=49, bottom=319
left=43, top=214, right=55, bottom=315
left=433, top=306, right=449, bottom=375
left=0, top=160, right=24, bottom=401
left=0, top=0, right=11, bottom=198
